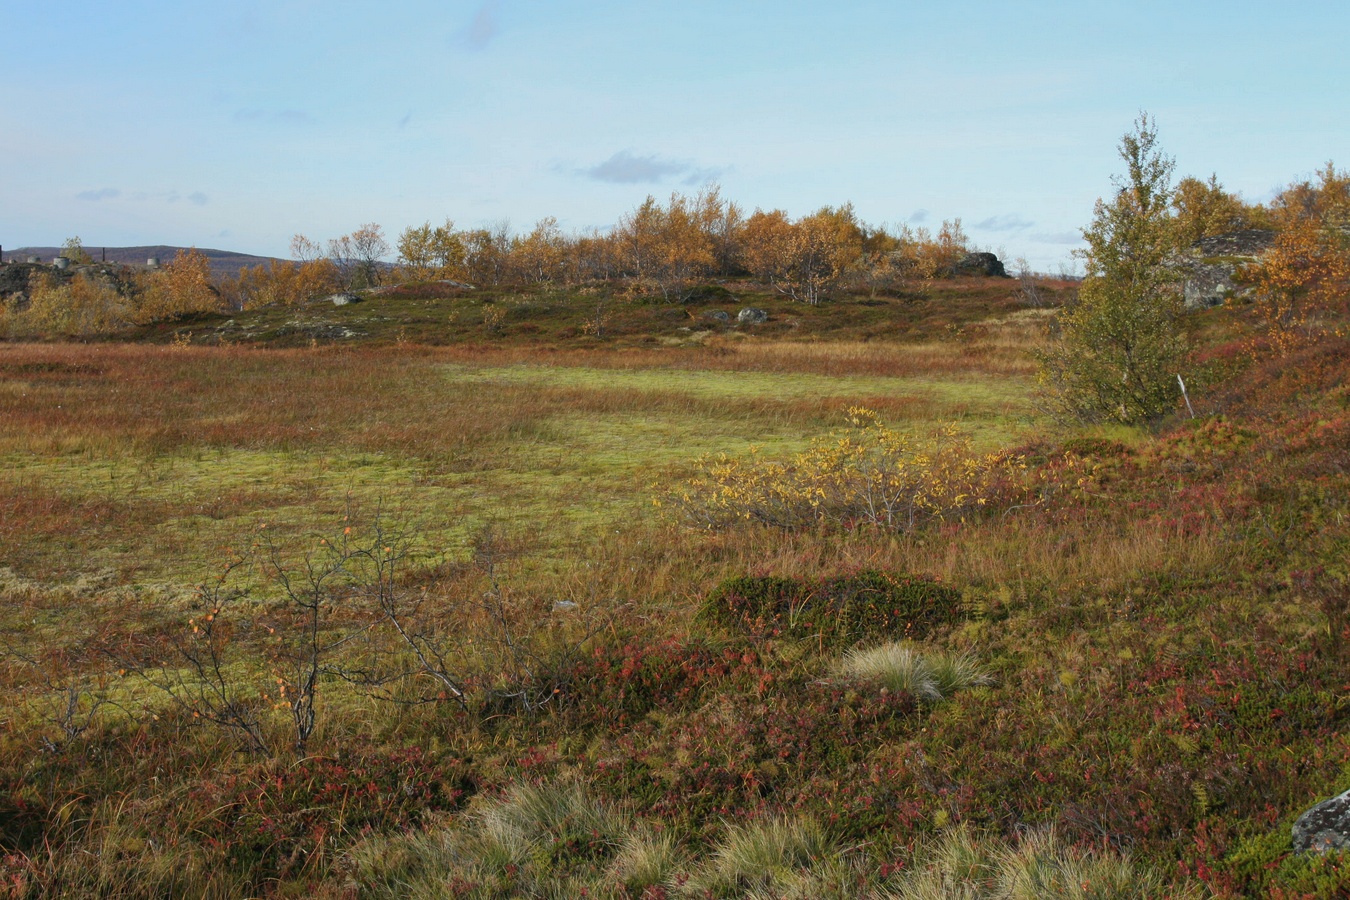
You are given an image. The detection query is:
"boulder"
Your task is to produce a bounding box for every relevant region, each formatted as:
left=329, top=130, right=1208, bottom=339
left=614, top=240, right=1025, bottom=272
left=737, top=307, right=768, bottom=325
left=328, top=292, right=362, bottom=307
left=1176, top=228, right=1276, bottom=310
left=951, top=252, right=1008, bottom=278
left=702, top=309, right=731, bottom=323
left=1293, top=788, right=1350, bottom=853
left=0, top=262, right=41, bottom=296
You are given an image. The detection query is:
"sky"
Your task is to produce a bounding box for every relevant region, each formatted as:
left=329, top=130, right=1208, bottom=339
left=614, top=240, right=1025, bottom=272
left=2, top=0, right=1347, bottom=272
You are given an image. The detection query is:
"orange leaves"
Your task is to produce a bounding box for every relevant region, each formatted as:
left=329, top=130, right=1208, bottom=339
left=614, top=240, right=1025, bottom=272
left=1245, top=217, right=1350, bottom=356
left=740, top=205, right=865, bottom=304
left=134, top=248, right=222, bottom=324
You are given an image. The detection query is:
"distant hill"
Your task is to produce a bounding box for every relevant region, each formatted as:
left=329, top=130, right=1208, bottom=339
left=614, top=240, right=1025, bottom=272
left=1, top=246, right=285, bottom=280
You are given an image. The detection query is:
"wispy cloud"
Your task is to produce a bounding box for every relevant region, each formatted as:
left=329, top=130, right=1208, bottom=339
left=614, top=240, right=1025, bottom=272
left=397, top=112, right=412, bottom=129
left=1032, top=231, right=1085, bottom=245
left=907, top=208, right=930, bottom=224
left=974, top=214, right=1034, bottom=232
left=96, top=189, right=210, bottom=207
left=232, top=108, right=313, bottom=125
left=466, top=0, right=502, bottom=49
left=579, top=151, right=723, bottom=186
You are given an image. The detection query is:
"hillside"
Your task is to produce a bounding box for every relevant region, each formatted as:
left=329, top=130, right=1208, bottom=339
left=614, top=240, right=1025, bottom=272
left=2, top=245, right=282, bottom=280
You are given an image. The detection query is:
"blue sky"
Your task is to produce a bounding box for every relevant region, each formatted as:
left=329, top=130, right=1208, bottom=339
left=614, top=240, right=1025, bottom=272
left=2, top=0, right=1346, bottom=271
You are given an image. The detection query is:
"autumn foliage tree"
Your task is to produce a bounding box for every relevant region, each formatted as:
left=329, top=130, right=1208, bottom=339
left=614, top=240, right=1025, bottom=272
left=231, top=259, right=341, bottom=309
left=738, top=204, right=864, bottom=304
left=1246, top=219, right=1350, bottom=355
left=1242, top=164, right=1350, bottom=355
left=1170, top=174, right=1267, bottom=247
left=612, top=189, right=732, bottom=299
left=396, top=219, right=465, bottom=282
left=134, top=248, right=221, bottom=323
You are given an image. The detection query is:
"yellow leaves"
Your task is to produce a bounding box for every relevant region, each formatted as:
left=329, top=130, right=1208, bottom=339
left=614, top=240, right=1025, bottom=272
left=134, top=248, right=221, bottom=325
left=668, top=408, right=1020, bottom=532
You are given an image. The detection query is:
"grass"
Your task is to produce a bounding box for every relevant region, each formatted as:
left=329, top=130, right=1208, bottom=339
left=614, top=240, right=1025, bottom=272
left=835, top=642, right=994, bottom=702
left=0, top=336, right=1034, bottom=586
left=6, top=282, right=1350, bottom=898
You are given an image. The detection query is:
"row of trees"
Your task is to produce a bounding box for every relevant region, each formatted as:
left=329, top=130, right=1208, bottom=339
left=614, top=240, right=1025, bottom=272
left=1039, top=115, right=1350, bottom=424
left=224, top=190, right=985, bottom=310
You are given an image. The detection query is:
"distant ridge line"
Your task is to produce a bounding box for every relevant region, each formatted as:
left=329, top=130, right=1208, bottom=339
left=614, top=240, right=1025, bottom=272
left=1, top=245, right=286, bottom=279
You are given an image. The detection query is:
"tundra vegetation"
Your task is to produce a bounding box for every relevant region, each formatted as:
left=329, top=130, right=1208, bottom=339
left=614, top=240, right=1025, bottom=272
left=1, top=128, right=1349, bottom=898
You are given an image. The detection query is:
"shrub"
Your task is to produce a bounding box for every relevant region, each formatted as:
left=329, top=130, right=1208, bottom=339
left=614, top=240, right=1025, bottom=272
left=7, top=270, right=129, bottom=336
left=700, top=570, right=964, bottom=648
left=670, top=408, right=1028, bottom=532
left=133, top=248, right=222, bottom=323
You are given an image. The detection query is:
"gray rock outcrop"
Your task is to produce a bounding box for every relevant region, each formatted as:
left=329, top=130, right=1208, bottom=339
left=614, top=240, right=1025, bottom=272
left=737, top=307, right=768, bottom=325
left=1176, top=229, right=1276, bottom=310
left=1293, top=788, right=1350, bottom=853
left=328, top=292, right=362, bottom=307
left=703, top=309, right=731, bottom=323
left=951, top=252, right=1008, bottom=278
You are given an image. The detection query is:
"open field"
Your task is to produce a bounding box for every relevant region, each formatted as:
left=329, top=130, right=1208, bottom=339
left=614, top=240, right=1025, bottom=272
left=0, top=331, right=1036, bottom=581
left=3, top=287, right=1350, bottom=898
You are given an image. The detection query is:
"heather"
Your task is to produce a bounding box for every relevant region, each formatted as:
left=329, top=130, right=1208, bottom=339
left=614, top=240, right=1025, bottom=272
left=2, top=162, right=1350, bottom=898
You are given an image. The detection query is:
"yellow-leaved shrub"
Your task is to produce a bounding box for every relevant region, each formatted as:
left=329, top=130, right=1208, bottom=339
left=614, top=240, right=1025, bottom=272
left=668, top=407, right=1061, bottom=531
left=3, top=270, right=129, bottom=337
left=132, top=248, right=222, bottom=323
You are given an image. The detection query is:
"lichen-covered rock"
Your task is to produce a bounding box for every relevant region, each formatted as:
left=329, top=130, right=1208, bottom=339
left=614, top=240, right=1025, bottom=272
left=737, top=307, right=768, bottom=325
left=1176, top=228, right=1275, bottom=310
left=702, top=309, right=731, bottom=323
left=1293, top=788, right=1350, bottom=853
left=328, top=292, right=362, bottom=307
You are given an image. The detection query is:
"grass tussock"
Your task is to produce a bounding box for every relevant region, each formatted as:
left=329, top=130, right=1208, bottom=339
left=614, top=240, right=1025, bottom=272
left=835, top=642, right=993, bottom=702
left=890, top=825, right=1198, bottom=900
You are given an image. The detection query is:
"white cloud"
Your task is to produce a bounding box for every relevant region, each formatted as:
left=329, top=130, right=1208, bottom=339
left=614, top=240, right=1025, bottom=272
left=974, top=214, right=1034, bottom=231
left=580, top=151, right=723, bottom=185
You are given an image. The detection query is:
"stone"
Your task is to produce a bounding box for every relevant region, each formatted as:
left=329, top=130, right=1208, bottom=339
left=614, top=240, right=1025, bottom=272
left=1293, top=788, right=1350, bottom=853
left=328, top=292, right=362, bottom=307
left=0, top=262, right=41, bottom=296
left=1176, top=228, right=1276, bottom=310
left=951, top=251, right=1008, bottom=278
left=737, top=307, right=769, bottom=325
left=703, top=309, right=731, bottom=323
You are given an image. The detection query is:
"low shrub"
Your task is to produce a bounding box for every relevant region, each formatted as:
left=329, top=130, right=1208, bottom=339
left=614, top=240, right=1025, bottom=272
left=699, top=570, right=964, bottom=649
left=669, top=408, right=1031, bottom=532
